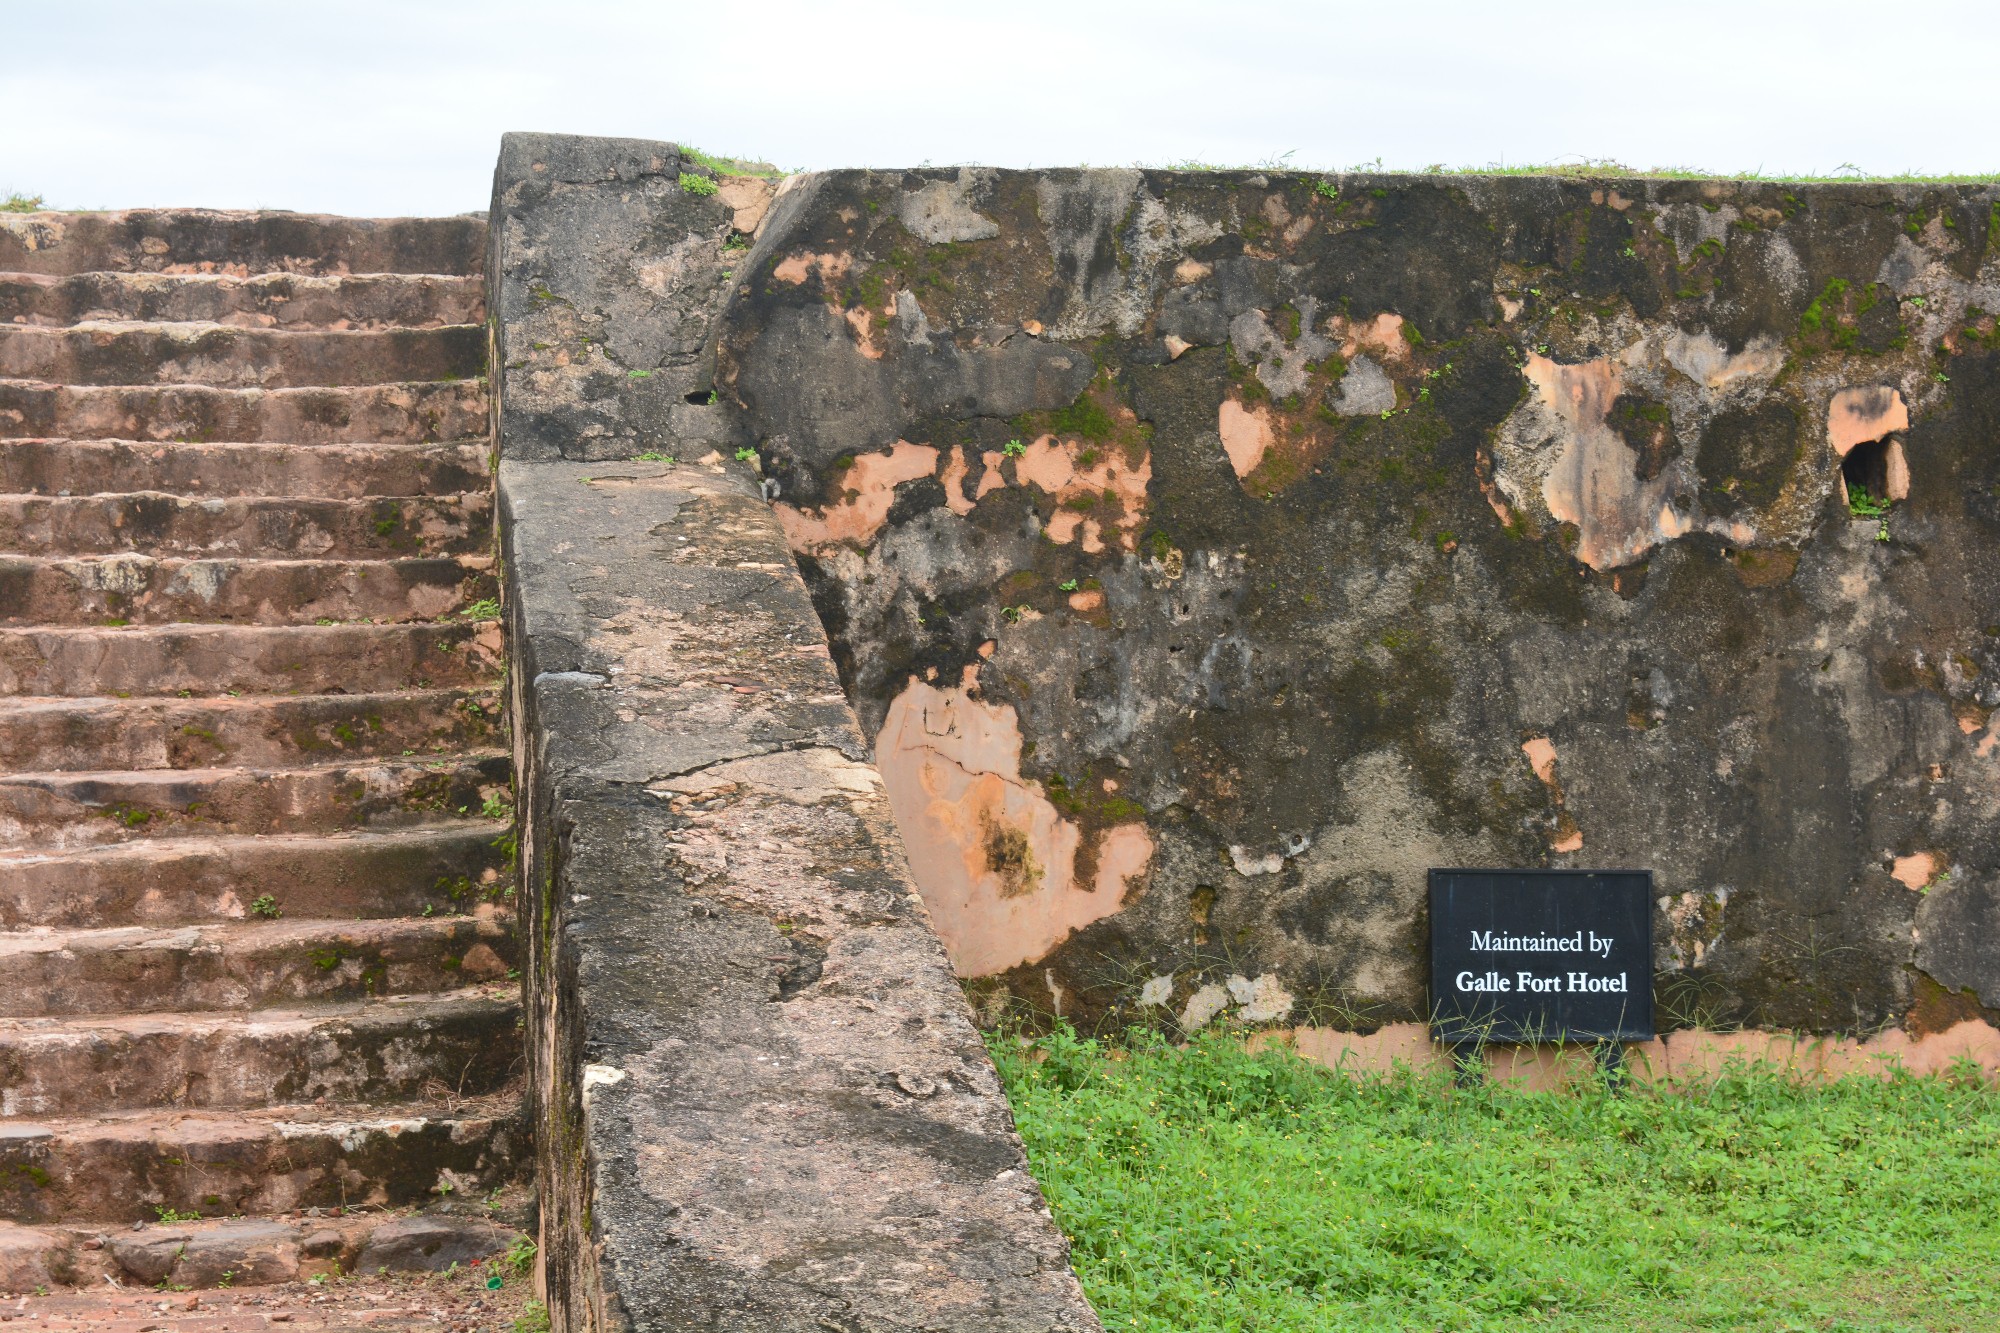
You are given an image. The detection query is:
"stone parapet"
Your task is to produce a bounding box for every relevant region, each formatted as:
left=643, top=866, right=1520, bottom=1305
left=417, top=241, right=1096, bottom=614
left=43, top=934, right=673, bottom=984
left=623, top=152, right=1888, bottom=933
left=493, top=132, right=1100, bottom=1333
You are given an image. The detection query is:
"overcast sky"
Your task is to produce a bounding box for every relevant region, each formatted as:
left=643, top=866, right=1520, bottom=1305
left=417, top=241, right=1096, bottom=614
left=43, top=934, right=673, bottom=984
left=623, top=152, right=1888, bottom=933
left=8, top=1, right=2000, bottom=217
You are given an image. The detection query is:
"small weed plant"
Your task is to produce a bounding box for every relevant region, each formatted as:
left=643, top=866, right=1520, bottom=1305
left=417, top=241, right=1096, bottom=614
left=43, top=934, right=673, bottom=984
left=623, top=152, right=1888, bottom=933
left=996, top=1023, right=2000, bottom=1332
left=1848, top=484, right=1892, bottom=519
left=678, top=173, right=718, bottom=197
left=504, top=1235, right=538, bottom=1276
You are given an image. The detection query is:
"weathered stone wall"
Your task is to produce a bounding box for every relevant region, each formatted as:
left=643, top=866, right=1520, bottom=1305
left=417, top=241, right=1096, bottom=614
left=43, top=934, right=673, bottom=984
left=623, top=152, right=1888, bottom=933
left=716, top=165, right=2000, bottom=1052
left=492, top=135, right=1100, bottom=1333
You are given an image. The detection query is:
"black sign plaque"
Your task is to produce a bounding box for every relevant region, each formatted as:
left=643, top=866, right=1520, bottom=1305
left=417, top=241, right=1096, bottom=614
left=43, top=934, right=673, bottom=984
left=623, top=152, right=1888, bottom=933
left=1429, top=869, right=1654, bottom=1045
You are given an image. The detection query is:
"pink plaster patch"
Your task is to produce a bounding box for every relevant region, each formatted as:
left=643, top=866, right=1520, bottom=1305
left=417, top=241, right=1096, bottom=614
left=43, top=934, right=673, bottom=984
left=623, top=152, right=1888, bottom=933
left=1521, top=736, right=1582, bottom=853
left=940, top=447, right=973, bottom=516
left=975, top=452, right=1007, bottom=502
left=1218, top=400, right=1274, bottom=479
left=1521, top=736, right=1559, bottom=786
left=1891, top=851, right=1938, bottom=891
left=1274, top=1018, right=2000, bottom=1088
left=1010, top=435, right=1151, bottom=551
left=1632, top=1020, right=2000, bottom=1083
left=876, top=679, right=1152, bottom=977
left=1827, top=386, right=1909, bottom=457
left=771, top=251, right=853, bottom=286
left=1067, top=589, right=1104, bottom=612
left=774, top=442, right=939, bottom=552
left=1529, top=352, right=1690, bottom=571
left=1883, top=437, right=1910, bottom=501
left=1275, top=1023, right=1447, bottom=1075
left=1329, top=312, right=1408, bottom=362
left=843, top=306, right=882, bottom=360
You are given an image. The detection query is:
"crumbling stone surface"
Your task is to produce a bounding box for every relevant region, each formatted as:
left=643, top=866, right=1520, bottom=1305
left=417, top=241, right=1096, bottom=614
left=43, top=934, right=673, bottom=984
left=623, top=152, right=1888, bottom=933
left=0, top=1211, right=525, bottom=1294
left=498, top=133, right=2000, bottom=1322
left=704, top=163, right=2000, bottom=1041
left=354, top=1215, right=521, bottom=1274
left=499, top=456, right=1100, bottom=1333
left=495, top=130, right=1099, bottom=1333
left=489, top=134, right=750, bottom=462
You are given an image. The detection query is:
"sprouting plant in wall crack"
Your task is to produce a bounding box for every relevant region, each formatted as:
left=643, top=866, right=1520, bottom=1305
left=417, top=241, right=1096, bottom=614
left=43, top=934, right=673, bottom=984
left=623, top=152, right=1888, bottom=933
left=1848, top=485, right=1892, bottom=520
left=678, top=173, right=718, bottom=197
left=734, top=447, right=759, bottom=462
left=1002, top=438, right=1027, bottom=457
left=249, top=895, right=282, bottom=920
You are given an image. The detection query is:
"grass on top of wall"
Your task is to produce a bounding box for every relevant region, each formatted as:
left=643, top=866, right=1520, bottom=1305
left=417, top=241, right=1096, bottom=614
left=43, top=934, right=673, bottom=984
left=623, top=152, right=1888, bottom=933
left=992, top=1025, right=2000, bottom=1332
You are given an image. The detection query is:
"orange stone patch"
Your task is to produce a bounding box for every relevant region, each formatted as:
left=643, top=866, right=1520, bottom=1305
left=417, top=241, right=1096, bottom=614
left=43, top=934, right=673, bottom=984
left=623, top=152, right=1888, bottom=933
left=876, top=678, right=1153, bottom=976
left=774, top=441, right=939, bottom=552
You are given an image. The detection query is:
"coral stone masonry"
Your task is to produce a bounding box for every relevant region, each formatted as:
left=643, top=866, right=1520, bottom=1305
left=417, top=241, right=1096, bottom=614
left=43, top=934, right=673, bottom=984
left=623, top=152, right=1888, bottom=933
left=9, top=133, right=2000, bottom=1327
left=0, top=209, right=528, bottom=1290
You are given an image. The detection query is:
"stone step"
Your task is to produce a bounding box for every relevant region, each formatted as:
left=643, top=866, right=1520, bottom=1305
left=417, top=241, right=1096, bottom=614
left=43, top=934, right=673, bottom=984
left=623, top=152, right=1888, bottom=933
left=0, top=754, right=510, bottom=848
left=0, top=210, right=485, bottom=279
left=0, top=621, right=502, bottom=697
left=0, top=989, right=522, bottom=1117
left=0, top=1098, right=525, bottom=1225
left=0, top=439, right=489, bottom=499
left=0, top=379, right=488, bottom=444
left=0, top=556, right=496, bottom=626
left=0, top=1210, right=526, bottom=1291
left=0, top=324, right=486, bottom=389
left=0, top=491, right=491, bottom=558
left=0, top=915, right=516, bottom=1019
left=0, top=270, right=484, bottom=330
left=0, top=689, right=502, bottom=773
left=0, top=822, right=513, bottom=928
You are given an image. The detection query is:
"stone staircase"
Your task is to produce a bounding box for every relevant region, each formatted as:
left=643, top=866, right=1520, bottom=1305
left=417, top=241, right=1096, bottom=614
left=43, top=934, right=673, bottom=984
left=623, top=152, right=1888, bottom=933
left=0, top=211, right=526, bottom=1290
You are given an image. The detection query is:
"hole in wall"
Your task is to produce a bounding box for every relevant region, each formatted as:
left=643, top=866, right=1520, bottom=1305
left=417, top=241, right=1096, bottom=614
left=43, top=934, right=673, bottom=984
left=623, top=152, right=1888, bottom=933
left=684, top=389, right=715, bottom=405
left=1840, top=434, right=1908, bottom=504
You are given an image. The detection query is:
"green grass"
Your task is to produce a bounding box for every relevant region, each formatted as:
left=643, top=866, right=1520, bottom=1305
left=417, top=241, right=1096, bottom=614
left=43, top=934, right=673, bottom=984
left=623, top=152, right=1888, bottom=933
left=681, top=147, right=788, bottom=179
left=995, top=1025, right=2000, bottom=1332
left=2, top=191, right=44, bottom=213
left=1132, top=156, right=2000, bottom=183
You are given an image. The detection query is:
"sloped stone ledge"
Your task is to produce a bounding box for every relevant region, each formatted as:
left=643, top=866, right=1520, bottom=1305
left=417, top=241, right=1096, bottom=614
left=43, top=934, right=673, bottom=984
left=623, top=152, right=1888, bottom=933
left=494, top=132, right=1100, bottom=1333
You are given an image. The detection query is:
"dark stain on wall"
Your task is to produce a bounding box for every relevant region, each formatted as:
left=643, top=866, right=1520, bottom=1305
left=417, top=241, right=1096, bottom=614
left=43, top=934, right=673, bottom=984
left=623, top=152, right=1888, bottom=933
left=711, top=167, right=2000, bottom=1039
